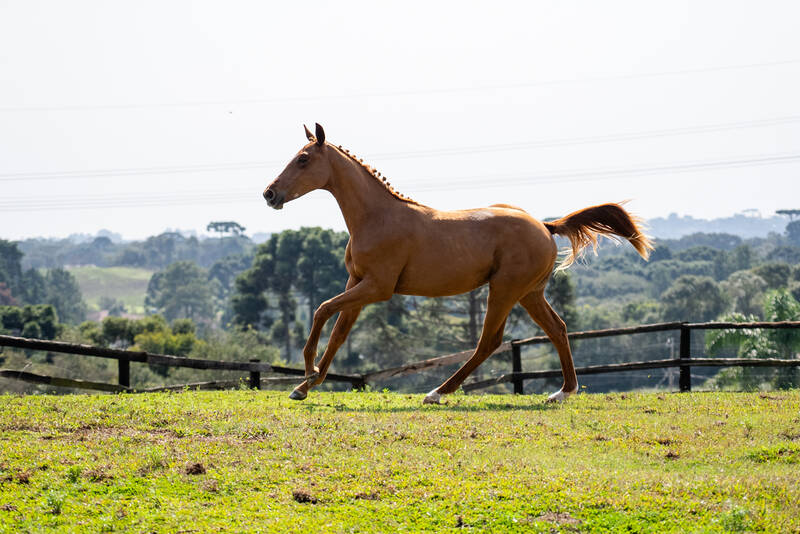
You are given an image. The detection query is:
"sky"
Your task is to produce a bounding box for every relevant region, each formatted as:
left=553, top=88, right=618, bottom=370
left=1, top=1, right=799, bottom=241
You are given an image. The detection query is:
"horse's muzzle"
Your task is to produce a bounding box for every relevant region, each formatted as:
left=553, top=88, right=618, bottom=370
left=263, top=188, right=285, bottom=210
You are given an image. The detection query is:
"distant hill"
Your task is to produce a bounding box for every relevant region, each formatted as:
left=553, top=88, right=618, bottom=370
left=67, top=265, right=153, bottom=314
left=647, top=213, right=790, bottom=239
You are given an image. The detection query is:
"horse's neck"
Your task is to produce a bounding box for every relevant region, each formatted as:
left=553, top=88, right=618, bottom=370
left=327, top=155, right=407, bottom=237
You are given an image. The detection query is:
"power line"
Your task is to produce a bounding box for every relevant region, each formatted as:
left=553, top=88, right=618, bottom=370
left=2, top=114, right=800, bottom=183
left=409, top=152, right=800, bottom=191
left=372, top=116, right=800, bottom=161
left=0, top=160, right=279, bottom=182
left=1, top=58, right=799, bottom=113
left=2, top=151, right=798, bottom=212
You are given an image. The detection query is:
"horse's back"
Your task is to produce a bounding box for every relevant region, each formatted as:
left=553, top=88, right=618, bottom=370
left=392, top=205, right=556, bottom=297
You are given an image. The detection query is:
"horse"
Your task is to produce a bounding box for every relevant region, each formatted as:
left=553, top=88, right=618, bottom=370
left=263, top=123, right=653, bottom=404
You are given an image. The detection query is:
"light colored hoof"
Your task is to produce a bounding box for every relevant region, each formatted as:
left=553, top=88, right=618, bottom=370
left=546, top=386, right=578, bottom=403
left=289, top=388, right=307, bottom=401
left=423, top=389, right=446, bottom=405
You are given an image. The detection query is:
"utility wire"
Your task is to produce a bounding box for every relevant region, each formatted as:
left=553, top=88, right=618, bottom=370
left=2, top=114, right=799, bottom=183
left=1, top=58, right=799, bottom=113
left=1, top=151, right=798, bottom=212
left=367, top=115, right=800, bottom=161
left=409, top=152, right=800, bottom=191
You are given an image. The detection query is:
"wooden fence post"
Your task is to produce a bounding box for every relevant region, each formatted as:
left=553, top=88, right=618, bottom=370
left=679, top=324, right=691, bottom=392
left=511, top=342, right=523, bottom=394
left=118, top=359, right=130, bottom=389
left=249, top=359, right=260, bottom=390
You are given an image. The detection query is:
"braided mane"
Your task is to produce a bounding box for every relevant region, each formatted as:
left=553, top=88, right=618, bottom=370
left=332, top=144, right=421, bottom=206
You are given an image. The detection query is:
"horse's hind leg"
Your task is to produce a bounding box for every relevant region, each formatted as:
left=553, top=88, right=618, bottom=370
left=424, top=286, right=516, bottom=404
left=519, top=290, right=578, bottom=402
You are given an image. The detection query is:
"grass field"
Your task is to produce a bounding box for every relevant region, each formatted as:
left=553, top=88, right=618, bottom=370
left=67, top=266, right=153, bottom=314
left=1, top=390, right=799, bottom=533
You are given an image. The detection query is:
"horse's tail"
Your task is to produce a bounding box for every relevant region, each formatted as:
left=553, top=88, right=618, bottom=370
left=543, top=202, right=653, bottom=270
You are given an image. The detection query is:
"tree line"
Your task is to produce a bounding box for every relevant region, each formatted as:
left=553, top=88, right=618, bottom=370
left=17, top=231, right=254, bottom=270
left=2, top=221, right=799, bottom=394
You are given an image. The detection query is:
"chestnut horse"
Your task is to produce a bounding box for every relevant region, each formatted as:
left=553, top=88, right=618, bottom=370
left=263, top=124, right=652, bottom=404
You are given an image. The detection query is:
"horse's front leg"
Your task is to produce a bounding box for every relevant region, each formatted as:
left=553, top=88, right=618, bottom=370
left=315, top=306, right=362, bottom=383
left=300, top=276, right=358, bottom=378
left=291, top=306, right=361, bottom=399
left=290, top=277, right=386, bottom=400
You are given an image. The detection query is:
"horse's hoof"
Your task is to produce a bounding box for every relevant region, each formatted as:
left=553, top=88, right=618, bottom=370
left=289, top=389, right=307, bottom=401
left=423, top=389, right=446, bottom=405
left=546, top=386, right=578, bottom=403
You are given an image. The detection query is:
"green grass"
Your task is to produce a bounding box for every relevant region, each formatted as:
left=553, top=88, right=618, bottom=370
left=67, top=266, right=153, bottom=314
left=1, top=390, right=799, bottom=532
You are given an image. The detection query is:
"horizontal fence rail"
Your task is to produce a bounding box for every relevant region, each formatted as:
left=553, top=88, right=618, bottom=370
left=0, top=334, right=273, bottom=372
left=0, top=334, right=364, bottom=392
left=355, top=321, right=800, bottom=394
left=1, top=321, right=799, bottom=394
left=462, top=357, right=800, bottom=392
left=0, top=369, right=130, bottom=393
left=363, top=342, right=512, bottom=382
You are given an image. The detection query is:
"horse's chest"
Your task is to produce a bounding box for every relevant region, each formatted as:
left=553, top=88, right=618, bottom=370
left=347, top=238, right=408, bottom=279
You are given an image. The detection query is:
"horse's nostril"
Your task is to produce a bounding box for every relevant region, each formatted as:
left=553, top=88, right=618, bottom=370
left=264, top=189, right=275, bottom=201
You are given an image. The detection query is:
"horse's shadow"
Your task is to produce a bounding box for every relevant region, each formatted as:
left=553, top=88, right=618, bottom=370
left=298, top=399, right=560, bottom=414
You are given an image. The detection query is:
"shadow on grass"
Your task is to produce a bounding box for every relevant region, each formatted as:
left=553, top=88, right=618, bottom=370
left=297, top=400, right=560, bottom=414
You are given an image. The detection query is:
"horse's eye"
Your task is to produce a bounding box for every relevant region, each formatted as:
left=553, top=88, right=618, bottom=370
left=298, top=154, right=309, bottom=165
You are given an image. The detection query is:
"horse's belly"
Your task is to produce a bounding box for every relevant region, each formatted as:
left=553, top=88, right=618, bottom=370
left=393, top=255, right=494, bottom=297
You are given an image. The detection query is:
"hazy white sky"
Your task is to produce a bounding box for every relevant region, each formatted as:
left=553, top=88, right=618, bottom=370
left=1, top=1, right=799, bottom=240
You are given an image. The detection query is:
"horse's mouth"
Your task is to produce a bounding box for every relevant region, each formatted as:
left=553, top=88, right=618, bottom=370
left=264, top=189, right=286, bottom=210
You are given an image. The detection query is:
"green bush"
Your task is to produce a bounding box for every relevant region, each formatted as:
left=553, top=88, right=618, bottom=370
left=1, top=304, right=61, bottom=339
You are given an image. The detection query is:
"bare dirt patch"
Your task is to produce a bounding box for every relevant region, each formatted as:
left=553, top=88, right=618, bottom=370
left=2, top=469, right=32, bottom=484
left=184, top=462, right=206, bottom=475
left=85, top=467, right=113, bottom=482
left=201, top=479, right=219, bottom=493
left=292, top=489, right=318, bottom=504
left=534, top=511, right=582, bottom=526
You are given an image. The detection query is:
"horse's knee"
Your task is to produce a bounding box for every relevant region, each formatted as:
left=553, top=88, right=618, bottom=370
left=313, top=302, right=333, bottom=324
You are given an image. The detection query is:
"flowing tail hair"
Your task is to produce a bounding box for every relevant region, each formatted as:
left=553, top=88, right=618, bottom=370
left=544, top=202, right=654, bottom=270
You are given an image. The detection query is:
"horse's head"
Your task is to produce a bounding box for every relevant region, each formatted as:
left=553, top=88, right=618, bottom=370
left=263, top=123, right=331, bottom=210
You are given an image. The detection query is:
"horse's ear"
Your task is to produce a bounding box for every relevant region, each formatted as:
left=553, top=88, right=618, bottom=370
left=315, top=123, right=325, bottom=146
left=304, top=124, right=315, bottom=142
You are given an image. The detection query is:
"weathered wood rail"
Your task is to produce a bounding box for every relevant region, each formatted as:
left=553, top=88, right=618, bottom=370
left=0, top=334, right=364, bottom=392
left=1, top=321, right=799, bottom=394
left=462, top=357, right=800, bottom=392
left=365, top=320, right=800, bottom=393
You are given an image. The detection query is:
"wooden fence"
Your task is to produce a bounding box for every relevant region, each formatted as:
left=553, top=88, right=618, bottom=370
left=1, top=320, right=799, bottom=394
left=0, top=334, right=364, bottom=393
left=361, top=321, right=800, bottom=393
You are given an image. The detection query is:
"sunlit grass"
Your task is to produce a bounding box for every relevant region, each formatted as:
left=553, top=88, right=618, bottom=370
left=1, top=390, right=798, bottom=532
